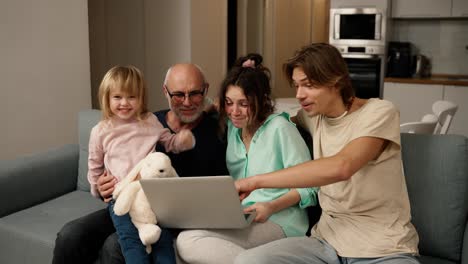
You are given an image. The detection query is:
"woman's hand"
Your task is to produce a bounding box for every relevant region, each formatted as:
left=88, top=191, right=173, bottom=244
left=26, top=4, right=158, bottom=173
left=97, top=171, right=117, bottom=203
left=244, top=202, right=274, bottom=223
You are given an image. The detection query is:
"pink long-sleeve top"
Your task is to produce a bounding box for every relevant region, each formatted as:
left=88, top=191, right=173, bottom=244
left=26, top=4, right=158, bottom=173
left=87, top=113, right=184, bottom=198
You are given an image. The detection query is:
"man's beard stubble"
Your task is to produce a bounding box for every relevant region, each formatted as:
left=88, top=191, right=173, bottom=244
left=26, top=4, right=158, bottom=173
left=171, top=102, right=204, bottom=124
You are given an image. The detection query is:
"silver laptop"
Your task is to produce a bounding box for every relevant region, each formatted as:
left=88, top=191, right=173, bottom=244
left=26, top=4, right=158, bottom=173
left=140, top=176, right=256, bottom=229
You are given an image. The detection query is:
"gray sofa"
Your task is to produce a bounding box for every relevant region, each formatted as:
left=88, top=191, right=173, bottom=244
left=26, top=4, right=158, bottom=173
left=0, top=110, right=105, bottom=264
left=1, top=110, right=467, bottom=264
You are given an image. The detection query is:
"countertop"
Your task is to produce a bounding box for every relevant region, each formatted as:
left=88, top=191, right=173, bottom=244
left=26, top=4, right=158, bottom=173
left=275, top=97, right=301, bottom=116
left=384, top=74, right=468, bottom=86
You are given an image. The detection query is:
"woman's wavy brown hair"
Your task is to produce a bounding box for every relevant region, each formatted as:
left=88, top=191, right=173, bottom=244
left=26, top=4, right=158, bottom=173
left=218, top=53, right=275, bottom=136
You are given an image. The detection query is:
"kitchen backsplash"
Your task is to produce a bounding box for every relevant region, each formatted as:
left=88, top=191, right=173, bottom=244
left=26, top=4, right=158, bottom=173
left=391, top=19, right=468, bottom=75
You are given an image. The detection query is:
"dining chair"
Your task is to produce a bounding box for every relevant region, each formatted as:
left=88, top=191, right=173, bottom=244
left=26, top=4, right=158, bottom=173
left=400, top=114, right=438, bottom=134
left=432, top=100, right=458, bottom=134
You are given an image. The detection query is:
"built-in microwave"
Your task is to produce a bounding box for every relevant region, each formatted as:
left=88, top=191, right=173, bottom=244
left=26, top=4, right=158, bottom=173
left=329, top=8, right=387, bottom=47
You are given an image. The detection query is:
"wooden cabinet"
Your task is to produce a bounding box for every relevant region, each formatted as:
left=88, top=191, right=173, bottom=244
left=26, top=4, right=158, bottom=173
left=240, top=0, right=319, bottom=98
left=452, top=0, right=468, bottom=17
left=384, top=82, right=468, bottom=137
left=392, top=0, right=451, bottom=18
left=383, top=82, right=444, bottom=124
left=443, top=85, right=468, bottom=137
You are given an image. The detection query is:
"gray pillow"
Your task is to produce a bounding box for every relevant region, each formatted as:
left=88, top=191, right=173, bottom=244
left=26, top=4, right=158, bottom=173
left=77, top=109, right=101, bottom=191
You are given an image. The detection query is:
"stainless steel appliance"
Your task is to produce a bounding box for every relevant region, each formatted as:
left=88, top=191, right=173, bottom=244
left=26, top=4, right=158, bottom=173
left=387, top=42, right=432, bottom=78
left=330, top=8, right=387, bottom=47
left=329, top=0, right=390, bottom=99
left=414, top=54, right=431, bottom=78
left=344, top=54, right=384, bottom=99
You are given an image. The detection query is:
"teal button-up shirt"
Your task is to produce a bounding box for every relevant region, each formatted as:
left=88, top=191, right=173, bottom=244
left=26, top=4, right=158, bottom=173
left=226, top=112, right=318, bottom=237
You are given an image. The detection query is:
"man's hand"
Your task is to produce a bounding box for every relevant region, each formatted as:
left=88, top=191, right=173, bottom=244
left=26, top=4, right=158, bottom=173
left=234, top=177, right=257, bottom=201
left=97, top=171, right=117, bottom=203
left=244, top=202, right=274, bottom=223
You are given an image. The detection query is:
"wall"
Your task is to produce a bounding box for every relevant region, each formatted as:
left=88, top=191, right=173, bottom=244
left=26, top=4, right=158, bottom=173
left=144, top=0, right=192, bottom=111
left=88, top=0, right=146, bottom=108
left=89, top=0, right=226, bottom=111
left=0, top=0, right=225, bottom=159
left=147, top=0, right=226, bottom=107
left=237, top=0, right=264, bottom=55
left=190, top=0, right=228, bottom=100
left=0, top=0, right=91, bottom=159
left=391, top=19, right=468, bottom=75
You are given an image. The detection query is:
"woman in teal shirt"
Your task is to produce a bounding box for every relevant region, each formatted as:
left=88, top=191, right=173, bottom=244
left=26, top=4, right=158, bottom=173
left=176, top=54, right=318, bottom=264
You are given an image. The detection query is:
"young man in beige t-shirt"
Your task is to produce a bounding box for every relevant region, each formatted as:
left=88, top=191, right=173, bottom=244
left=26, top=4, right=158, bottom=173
left=234, top=43, right=420, bottom=264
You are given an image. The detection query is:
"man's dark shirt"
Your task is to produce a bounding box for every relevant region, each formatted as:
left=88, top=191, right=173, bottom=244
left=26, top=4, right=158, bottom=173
left=154, top=110, right=228, bottom=176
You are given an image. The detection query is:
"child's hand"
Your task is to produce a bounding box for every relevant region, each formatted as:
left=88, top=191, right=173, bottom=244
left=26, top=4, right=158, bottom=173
left=243, top=202, right=274, bottom=223
left=177, top=129, right=196, bottom=151
left=97, top=171, right=117, bottom=203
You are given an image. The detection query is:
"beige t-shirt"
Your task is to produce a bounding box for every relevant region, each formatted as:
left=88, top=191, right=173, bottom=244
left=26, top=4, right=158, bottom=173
left=297, top=98, right=419, bottom=257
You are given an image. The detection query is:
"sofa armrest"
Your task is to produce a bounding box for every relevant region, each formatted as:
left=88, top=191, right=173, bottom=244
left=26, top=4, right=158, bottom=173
left=0, top=144, right=79, bottom=217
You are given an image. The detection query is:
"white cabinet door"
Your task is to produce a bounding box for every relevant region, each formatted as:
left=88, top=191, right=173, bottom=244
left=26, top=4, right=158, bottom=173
left=392, top=0, right=451, bottom=18
left=452, top=0, right=468, bottom=17
left=383, top=82, right=444, bottom=124
left=443, top=85, right=468, bottom=137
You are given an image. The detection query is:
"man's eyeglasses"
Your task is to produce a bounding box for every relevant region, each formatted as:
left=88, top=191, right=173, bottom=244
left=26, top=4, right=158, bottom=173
left=164, top=85, right=206, bottom=103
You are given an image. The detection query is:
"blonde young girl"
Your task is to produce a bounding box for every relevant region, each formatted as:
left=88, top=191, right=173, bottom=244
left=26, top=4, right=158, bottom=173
left=88, top=65, right=192, bottom=264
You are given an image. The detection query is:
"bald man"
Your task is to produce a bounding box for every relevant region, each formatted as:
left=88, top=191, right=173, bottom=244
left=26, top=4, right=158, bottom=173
left=52, top=64, right=228, bottom=264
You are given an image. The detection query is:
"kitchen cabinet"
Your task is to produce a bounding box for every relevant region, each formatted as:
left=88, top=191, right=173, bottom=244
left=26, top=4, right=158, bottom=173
left=239, top=0, right=323, bottom=98
left=452, top=0, right=468, bottom=17
left=443, top=85, right=468, bottom=137
left=384, top=82, right=468, bottom=137
left=392, top=0, right=451, bottom=18
left=383, top=82, right=444, bottom=124
left=392, top=0, right=468, bottom=18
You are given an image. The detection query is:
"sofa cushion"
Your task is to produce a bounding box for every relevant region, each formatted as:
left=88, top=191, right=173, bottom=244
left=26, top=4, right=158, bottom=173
left=77, top=109, right=101, bottom=191
left=401, top=134, right=468, bottom=262
left=0, top=190, right=106, bottom=264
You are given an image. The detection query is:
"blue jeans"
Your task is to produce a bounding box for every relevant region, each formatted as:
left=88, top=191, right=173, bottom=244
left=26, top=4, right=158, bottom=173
left=108, top=200, right=176, bottom=264
left=235, top=236, right=420, bottom=264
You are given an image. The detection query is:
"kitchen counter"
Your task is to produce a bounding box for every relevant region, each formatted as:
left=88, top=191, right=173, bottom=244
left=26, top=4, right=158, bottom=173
left=384, top=74, right=468, bottom=86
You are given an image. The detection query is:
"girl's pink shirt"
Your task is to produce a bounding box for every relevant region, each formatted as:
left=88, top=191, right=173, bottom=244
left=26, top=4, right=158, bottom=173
left=87, top=113, right=182, bottom=198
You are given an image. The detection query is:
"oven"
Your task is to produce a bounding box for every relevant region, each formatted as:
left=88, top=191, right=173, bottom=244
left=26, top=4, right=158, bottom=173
left=329, top=0, right=390, bottom=99
left=343, top=54, right=385, bottom=99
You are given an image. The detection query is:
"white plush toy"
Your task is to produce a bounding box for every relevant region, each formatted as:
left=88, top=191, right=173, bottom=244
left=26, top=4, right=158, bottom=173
left=112, top=152, right=178, bottom=253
